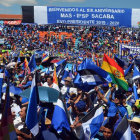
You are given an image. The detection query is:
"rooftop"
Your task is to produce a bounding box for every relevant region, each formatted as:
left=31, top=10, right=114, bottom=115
left=0, top=14, right=22, bottom=20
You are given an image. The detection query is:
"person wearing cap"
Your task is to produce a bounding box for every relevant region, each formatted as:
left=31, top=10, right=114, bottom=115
left=96, top=87, right=128, bottom=118
left=126, top=87, right=135, bottom=107
left=61, top=77, right=73, bottom=100
left=66, top=88, right=78, bottom=107
left=74, top=100, right=88, bottom=117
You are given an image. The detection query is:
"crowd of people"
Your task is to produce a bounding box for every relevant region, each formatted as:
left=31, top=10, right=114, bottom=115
left=0, top=24, right=139, bottom=140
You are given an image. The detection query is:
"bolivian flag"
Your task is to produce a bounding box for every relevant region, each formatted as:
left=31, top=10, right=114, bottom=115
left=102, top=54, right=128, bottom=91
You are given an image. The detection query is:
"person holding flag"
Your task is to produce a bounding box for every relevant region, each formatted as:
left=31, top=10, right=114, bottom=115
left=95, top=86, right=129, bottom=118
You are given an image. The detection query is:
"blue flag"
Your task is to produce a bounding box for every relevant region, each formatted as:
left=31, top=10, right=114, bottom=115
left=133, top=65, right=140, bottom=81
left=25, top=74, right=39, bottom=136
left=74, top=73, right=97, bottom=92
left=113, top=115, right=136, bottom=140
left=51, top=99, right=70, bottom=133
left=82, top=106, right=104, bottom=139
left=78, top=58, right=112, bottom=83
left=4, top=69, right=10, bottom=78
left=124, top=63, right=133, bottom=76
left=133, top=83, right=139, bottom=100
left=55, top=59, right=66, bottom=67
left=60, top=67, right=69, bottom=85
left=28, top=55, right=36, bottom=72
left=17, top=56, right=21, bottom=63
left=55, top=59, right=67, bottom=76
left=77, top=58, right=112, bottom=91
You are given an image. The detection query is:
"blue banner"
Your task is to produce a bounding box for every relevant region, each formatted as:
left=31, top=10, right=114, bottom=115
left=22, top=6, right=140, bottom=28
left=47, top=7, right=132, bottom=27
left=120, top=44, right=140, bottom=58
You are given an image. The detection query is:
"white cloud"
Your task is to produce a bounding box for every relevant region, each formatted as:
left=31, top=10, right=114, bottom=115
left=0, top=0, right=37, bottom=7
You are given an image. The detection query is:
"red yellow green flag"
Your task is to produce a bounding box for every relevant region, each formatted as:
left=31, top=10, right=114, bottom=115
left=101, top=54, right=128, bottom=91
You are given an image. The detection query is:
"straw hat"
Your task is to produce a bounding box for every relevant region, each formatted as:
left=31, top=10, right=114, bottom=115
left=64, top=77, right=72, bottom=82
left=137, top=89, right=140, bottom=94
left=129, top=117, right=140, bottom=124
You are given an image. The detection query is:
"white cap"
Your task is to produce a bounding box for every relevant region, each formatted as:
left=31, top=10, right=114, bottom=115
left=69, top=88, right=77, bottom=95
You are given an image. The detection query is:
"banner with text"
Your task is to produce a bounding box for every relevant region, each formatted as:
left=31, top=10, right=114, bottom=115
left=22, top=6, right=140, bottom=28
left=4, top=20, right=21, bottom=25
left=120, top=44, right=140, bottom=58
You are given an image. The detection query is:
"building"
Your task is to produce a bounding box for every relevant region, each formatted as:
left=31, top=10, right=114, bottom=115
left=0, top=14, right=22, bottom=21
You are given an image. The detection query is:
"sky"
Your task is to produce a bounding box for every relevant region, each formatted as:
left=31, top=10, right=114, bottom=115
left=0, top=0, right=140, bottom=15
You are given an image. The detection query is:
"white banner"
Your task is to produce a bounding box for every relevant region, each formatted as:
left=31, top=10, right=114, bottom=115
left=132, top=9, right=140, bottom=28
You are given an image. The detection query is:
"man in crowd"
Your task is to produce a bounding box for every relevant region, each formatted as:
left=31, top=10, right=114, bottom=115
left=43, top=75, right=60, bottom=91
left=15, top=104, right=32, bottom=139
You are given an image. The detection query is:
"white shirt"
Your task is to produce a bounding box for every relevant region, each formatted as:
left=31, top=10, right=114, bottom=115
left=61, top=86, right=76, bottom=94
left=13, top=116, right=24, bottom=130
left=43, top=82, right=60, bottom=92
left=61, top=86, right=77, bottom=95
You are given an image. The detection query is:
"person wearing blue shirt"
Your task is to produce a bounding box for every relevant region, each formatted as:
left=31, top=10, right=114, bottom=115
left=95, top=87, right=128, bottom=118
